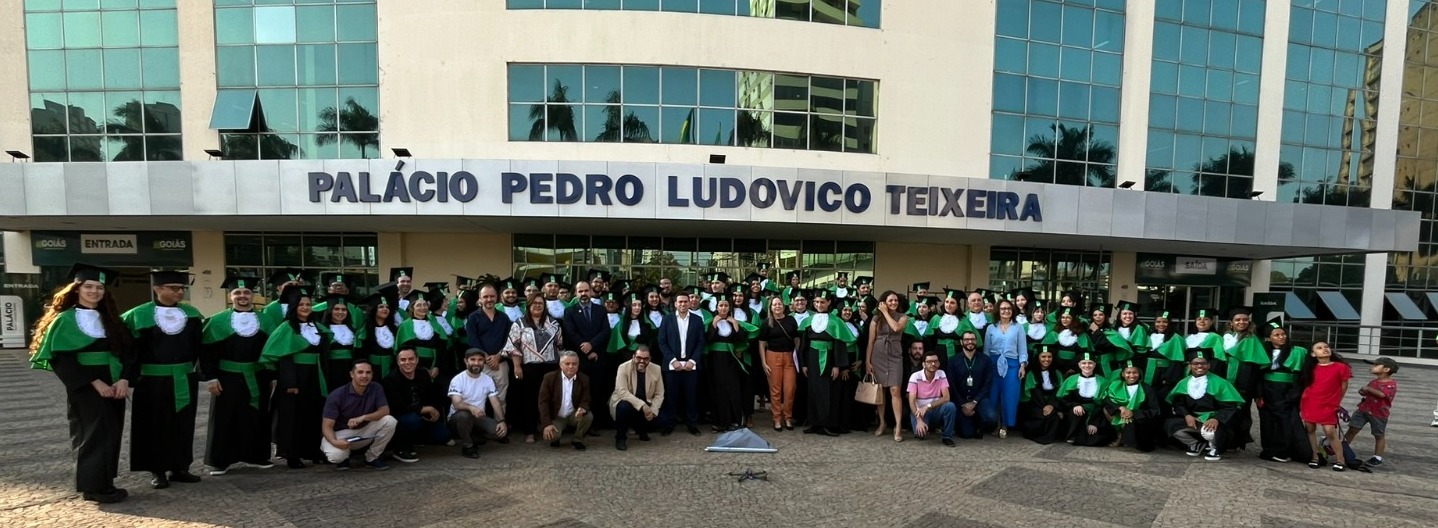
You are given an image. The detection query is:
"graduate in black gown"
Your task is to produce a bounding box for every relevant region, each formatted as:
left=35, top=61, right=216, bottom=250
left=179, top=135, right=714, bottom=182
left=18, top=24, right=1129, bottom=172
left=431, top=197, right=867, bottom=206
left=260, top=286, right=331, bottom=469
left=1103, top=361, right=1163, bottom=451
left=1057, top=352, right=1113, bottom=446
left=356, top=285, right=399, bottom=378
left=705, top=297, right=758, bottom=432
left=1256, top=317, right=1311, bottom=463
left=319, top=293, right=360, bottom=392
left=200, top=275, right=279, bottom=475
left=123, top=270, right=205, bottom=489
left=1165, top=350, right=1245, bottom=461
left=29, top=264, right=137, bottom=503
left=799, top=291, right=854, bottom=436
left=1020, top=345, right=1065, bottom=444
left=836, top=298, right=865, bottom=433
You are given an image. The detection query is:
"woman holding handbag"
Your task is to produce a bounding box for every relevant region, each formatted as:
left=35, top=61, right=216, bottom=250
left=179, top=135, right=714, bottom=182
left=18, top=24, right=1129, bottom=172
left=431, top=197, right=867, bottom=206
left=866, top=291, right=910, bottom=442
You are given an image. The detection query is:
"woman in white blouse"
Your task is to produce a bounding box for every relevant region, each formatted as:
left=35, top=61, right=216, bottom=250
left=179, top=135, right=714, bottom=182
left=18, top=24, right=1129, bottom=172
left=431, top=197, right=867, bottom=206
left=505, top=295, right=564, bottom=444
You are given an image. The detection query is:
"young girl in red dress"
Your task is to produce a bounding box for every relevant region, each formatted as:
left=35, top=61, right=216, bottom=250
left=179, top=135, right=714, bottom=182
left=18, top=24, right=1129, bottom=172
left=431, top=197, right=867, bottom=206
left=1298, top=341, right=1352, bottom=471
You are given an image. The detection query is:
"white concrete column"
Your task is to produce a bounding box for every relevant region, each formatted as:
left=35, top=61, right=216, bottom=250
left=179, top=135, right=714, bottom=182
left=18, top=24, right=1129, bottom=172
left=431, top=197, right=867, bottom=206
left=1244, top=260, right=1271, bottom=304
left=2, top=231, right=38, bottom=274
left=1250, top=0, right=1292, bottom=200
left=189, top=231, right=227, bottom=314
left=1115, top=0, right=1155, bottom=190
left=1108, top=251, right=1137, bottom=303
left=177, top=0, right=218, bottom=161
left=0, top=0, right=32, bottom=154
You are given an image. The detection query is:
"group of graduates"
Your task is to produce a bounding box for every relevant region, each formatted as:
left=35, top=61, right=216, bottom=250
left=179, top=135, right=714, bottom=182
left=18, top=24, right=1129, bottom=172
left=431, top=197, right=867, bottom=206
left=30, top=261, right=1330, bottom=504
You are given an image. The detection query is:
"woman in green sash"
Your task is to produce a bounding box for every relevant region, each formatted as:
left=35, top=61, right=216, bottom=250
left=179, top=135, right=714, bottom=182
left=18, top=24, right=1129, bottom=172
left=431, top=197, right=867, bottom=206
left=260, top=286, right=330, bottom=469
left=29, top=264, right=135, bottom=503
left=609, top=293, right=656, bottom=363
left=357, top=288, right=398, bottom=378
left=1112, top=302, right=1148, bottom=373
left=1057, top=352, right=1112, bottom=446
left=1103, top=362, right=1163, bottom=451
left=836, top=298, right=864, bottom=433
left=800, top=291, right=854, bottom=436
left=1142, top=311, right=1184, bottom=408
left=396, top=290, right=451, bottom=380
left=1024, top=303, right=1049, bottom=360
left=1258, top=318, right=1310, bottom=463
left=1042, top=307, right=1091, bottom=375
left=320, top=294, right=359, bottom=392
left=1216, top=306, right=1269, bottom=452
left=1020, top=346, right=1064, bottom=444
left=927, top=289, right=966, bottom=370
left=706, top=298, right=759, bottom=432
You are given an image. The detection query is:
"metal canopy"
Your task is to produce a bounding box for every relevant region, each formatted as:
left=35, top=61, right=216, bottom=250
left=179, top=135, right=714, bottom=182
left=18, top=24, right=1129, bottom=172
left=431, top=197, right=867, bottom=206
left=1315, top=291, right=1361, bottom=321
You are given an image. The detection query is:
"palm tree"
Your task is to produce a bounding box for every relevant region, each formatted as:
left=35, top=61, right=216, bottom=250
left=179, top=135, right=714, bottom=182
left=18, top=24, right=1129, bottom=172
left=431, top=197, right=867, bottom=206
left=1145, top=169, right=1176, bottom=193
left=316, top=97, right=380, bottom=158
left=735, top=109, right=770, bottom=147
left=529, top=79, right=578, bottom=142
left=221, top=132, right=300, bottom=160
left=105, top=99, right=181, bottom=161
left=1012, top=123, right=1117, bottom=187
left=592, top=91, right=652, bottom=143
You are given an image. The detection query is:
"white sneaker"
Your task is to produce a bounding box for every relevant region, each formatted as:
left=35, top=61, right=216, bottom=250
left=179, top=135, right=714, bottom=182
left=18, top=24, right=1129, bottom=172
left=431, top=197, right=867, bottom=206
left=208, top=465, right=232, bottom=476
left=1204, top=448, right=1222, bottom=461
left=1431, top=418, right=1438, bottom=427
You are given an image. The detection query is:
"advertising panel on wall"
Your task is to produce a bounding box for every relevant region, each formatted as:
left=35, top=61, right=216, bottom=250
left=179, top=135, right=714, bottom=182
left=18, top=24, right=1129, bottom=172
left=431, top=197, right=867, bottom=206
left=1136, top=253, right=1253, bottom=287
left=30, top=231, right=194, bottom=267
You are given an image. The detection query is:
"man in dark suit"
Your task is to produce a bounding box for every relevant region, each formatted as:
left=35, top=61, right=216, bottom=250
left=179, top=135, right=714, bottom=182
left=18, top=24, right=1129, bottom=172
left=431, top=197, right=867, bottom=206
left=658, top=292, right=705, bottom=435
left=562, top=281, right=612, bottom=433
left=539, top=352, right=592, bottom=450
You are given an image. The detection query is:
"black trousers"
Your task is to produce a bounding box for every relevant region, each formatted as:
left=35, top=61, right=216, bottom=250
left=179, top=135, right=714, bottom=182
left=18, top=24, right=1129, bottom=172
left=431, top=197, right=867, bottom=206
left=67, top=389, right=125, bottom=493
left=614, top=401, right=657, bottom=439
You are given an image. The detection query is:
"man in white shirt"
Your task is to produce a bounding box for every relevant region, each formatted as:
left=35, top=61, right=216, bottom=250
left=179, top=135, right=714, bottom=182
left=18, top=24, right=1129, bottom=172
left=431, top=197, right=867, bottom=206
left=658, top=293, right=705, bottom=436
left=539, top=352, right=592, bottom=450
left=448, top=350, right=508, bottom=459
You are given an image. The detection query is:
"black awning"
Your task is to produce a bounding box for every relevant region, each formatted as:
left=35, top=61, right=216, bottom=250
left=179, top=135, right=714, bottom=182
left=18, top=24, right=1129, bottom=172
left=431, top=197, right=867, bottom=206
left=1316, top=291, right=1360, bottom=321
left=1384, top=293, right=1427, bottom=321
left=1284, top=291, right=1317, bottom=320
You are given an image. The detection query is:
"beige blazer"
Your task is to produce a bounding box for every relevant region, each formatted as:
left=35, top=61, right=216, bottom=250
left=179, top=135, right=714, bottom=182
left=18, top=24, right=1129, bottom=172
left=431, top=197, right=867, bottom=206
left=609, top=359, right=664, bottom=418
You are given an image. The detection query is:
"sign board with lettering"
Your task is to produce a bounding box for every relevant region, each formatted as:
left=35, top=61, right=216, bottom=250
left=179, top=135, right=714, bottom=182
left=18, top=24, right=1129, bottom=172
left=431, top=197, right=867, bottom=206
left=31, top=231, right=192, bottom=267
left=1136, top=253, right=1252, bottom=286
left=0, top=295, right=25, bottom=349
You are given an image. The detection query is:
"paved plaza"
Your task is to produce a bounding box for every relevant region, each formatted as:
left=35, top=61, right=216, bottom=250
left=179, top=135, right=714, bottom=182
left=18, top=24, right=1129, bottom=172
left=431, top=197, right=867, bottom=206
left=1, top=349, right=1436, bottom=527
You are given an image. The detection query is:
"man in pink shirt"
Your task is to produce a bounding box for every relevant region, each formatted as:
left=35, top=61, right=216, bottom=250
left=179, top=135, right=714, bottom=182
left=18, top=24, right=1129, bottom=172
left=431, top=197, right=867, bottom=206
left=907, top=351, right=958, bottom=447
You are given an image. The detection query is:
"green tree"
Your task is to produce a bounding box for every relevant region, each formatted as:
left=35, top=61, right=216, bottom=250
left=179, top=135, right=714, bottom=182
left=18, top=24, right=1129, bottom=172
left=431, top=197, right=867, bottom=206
left=736, top=109, right=770, bottom=147
left=316, top=97, right=380, bottom=157
left=529, top=79, right=579, bottom=142
left=1013, top=123, right=1116, bottom=187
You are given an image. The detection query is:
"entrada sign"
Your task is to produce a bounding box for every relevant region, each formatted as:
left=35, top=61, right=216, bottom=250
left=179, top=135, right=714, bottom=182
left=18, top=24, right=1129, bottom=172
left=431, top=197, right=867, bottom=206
left=308, top=171, right=1044, bottom=221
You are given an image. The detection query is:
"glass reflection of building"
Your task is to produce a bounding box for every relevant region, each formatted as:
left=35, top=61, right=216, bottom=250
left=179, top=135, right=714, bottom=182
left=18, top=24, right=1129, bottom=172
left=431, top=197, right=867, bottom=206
left=25, top=0, right=182, bottom=162
left=1389, top=0, right=1438, bottom=301
left=505, top=0, right=879, bottom=28
left=211, top=0, right=380, bottom=160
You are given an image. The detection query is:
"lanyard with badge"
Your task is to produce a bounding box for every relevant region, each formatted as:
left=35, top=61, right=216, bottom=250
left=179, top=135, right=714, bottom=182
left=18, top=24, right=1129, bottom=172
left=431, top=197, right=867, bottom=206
left=962, top=355, right=975, bottom=387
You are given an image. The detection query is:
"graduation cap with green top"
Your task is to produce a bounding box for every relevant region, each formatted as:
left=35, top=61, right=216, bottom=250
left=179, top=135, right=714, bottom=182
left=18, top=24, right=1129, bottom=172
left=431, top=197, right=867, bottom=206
left=365, top=283, right=399, bottom=309
left=790, top=288, right=810, bottom=299
left=497, top=277, right=520, bottom=291
left=757, top=263, right=771, bottom=272
left=943, top=288, right=965, bottom=300
left=150, top=270, right=192, bottom=286
left=1193, top=307, right=1216, bottom=319
left=1115, top=300, right=1138, bottom=314
left=389, top=267, right=414, bottom=282
left=743, top=273, right=762, bottom=284
left=542, top=273, right=566, bottom=286
left=707, top=271, right=730, bottom=284
left=268, top=268, right=310, bottom=289
left=912, top=281, right=930, bottom=293
left=785, top=271, right=801, bottom=282
left=601, top=291, right=620, bottom=303
left=1056, top=306, right=1080, bottom=319
left=1153, top=310, right=1172, bottom=320
left=1091, top=303, right=1114, bottom=316
left=611, top=279, right=633, bottom=294
left=683, top=285, right=703, bottom=297
left=588, top=269, right=612, bottom=282
left=522, top=276, right=541, bottom=290
left=811, top=289, right=835, bottom=302
left=1079, top=352, right=1096, bottom=364
left=1265, top=315, right=1285, bottom=330
left=853, top=276, right=874, bottom=286
left=423, top=281, right=451, bottom=296
left=728, top=282, right=746, bottom=295
left=222, top=274, right=261, bottom=291
left=322, top=272, right=360, bottom=288
left=455, top=275, right=479, bottom=290
left=69, top=263, right=119, bottom=286
left=624, top=291, right=643, bottom=304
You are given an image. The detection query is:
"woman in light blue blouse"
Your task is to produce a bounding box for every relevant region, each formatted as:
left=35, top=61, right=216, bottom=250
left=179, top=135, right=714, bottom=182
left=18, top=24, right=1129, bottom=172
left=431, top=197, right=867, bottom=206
left=984, top=299, right=1029, bottom=438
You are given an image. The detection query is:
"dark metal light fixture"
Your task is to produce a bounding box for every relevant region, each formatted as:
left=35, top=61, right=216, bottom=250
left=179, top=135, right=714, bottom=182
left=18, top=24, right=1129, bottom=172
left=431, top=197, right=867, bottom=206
left=1119, top=181, right=1137, bottom=189
left=391, top=147, right=412, bottom=157
left=709, top=154, right=726, bottom=164
left=204, top=149, right=224, bottom=159
left=1249, top=191, right=1264, bottom=198
left=6, top=150, right=30, bottom=162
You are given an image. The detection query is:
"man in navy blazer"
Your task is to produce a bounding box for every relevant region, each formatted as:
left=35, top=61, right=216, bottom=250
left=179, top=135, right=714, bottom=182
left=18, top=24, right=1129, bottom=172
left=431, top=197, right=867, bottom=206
left=562, top=281, right=613, bottom=431
left=657, top=291, right=705, bottom=436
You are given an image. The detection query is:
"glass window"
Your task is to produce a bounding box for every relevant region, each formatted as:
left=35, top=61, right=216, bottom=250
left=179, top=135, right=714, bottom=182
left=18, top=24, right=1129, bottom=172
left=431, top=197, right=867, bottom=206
left=103, top=48, right=142, bottom=89
left=137, top=8, right=175, bottom=46
left=101, top=10, right=140, bottom=47
left=296, top=43, right=337, bottom=85
left=699, top=69, right=735, bottom=107
left=584, top=65, right=621, bottom=103
left=661, top=67, right=698, bottom=106
left=140, top=47, right=178, bottom=88
left=63, top=11, right=101, bottom=48
left=296, top=5, right=336, bottom=43
left=336, top=3, right=376, bottom=42
left=26, top=13, right=64, bottom=49
left=623, top=66, right=660, bottom=104
left=254, top=6, right=297, bottom=44
left=336, top=42, right=376, bottom=84
left=215, top=8, right=254, bottom=45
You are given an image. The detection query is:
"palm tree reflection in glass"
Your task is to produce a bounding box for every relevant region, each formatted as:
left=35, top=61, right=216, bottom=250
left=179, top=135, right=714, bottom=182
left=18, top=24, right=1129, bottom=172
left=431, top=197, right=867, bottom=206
left=1013, top=123, right=1116, bottom=187
left=317, top=97, right=380, bottom=158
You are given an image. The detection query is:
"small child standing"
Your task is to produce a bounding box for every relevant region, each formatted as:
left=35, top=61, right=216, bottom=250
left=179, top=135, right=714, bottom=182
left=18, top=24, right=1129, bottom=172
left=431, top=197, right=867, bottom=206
left=1344, top=356, right=1399, bottom=467
left=1299, top=341, right=1352, bottom=471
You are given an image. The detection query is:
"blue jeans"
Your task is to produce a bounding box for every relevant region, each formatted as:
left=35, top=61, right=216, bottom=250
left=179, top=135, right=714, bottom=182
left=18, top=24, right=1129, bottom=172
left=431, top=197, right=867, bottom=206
left=392, top=412, right=450, bottom=451
left=990, top=361, right=1022, bottom=428
left=956, top=400, right=998, bottom=439
left=910, top=402, right=957, bottom=440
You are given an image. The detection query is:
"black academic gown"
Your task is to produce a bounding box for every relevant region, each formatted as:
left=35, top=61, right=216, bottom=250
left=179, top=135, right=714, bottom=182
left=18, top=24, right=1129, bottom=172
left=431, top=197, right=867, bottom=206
left=1165, top=378, right=1241, bottom=450
left=357, top=322, right=397, bottom=378
left=269, top=324, right=329, bottom=463
left=1258, top=344, right=1311, bottom=462
left=707, top=319, right=751, bottom=430
left=801, top=321, right=850, bottom=432
left=199, top=310, right=276, bottom=469
left=323, top=322, right=360, bottom=392
left=128, top=303, right=204, bottom=474
left=1104, top=381, right=1163, bottom=452
left=1021, top=369, right=1065, bottom=444
left=1061, top=375, right=1114, bottom=446
left=36, top=308, right=138, bottom=494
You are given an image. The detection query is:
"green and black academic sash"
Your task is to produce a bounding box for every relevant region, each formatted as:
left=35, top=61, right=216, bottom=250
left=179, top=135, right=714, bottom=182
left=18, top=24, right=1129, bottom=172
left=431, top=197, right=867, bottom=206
left=1165, top=373, right=1244, bottom=422
left=1104, top=379, right=1146, bottom=426
left=1041, top=331, right=1092, bottom=362
left=218, top=359, right=263, bottom=409
left=140, top=362, right=194, bottom=412
left=806, top=314, right=857, bottom=371
left=260, top=322, right=332, bottom=396
left=1263, top=346, right=1308, bottom=384
left=1216, top=334, right=1268, bottom=385
left=30, top=309, right=120, bottom=381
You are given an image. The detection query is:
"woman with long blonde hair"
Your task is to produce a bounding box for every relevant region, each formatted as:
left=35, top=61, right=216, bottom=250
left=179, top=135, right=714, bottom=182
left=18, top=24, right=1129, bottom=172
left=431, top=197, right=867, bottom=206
left=29, top=264, right=135, bottom=503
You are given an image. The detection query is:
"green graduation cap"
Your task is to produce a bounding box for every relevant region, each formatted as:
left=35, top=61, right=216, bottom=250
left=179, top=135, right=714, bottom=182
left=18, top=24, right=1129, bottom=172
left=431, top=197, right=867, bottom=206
left=943, top=288, right=965, bottom=300
left=611, top=279, right=633, bottom=293
left=542, top=273, right=566, bottom=286
left=785, top=271, right=801, bottom=282
left=1079, top=352, right=1095, bottom=363
left=69, top=263, right=119, bottom=286
left=496, top=277, right=519, bottom=291
left=743, top=273, right=762, bottom=284
left=1194, top=307, right=1216, bottom=319
left=728, top=282, right=745, bottom=295
left=588, top=269, right=612, bottom=282
left=912, top=281, right=930, bottom=293
left=1091, top=303, right=1114, bottom=316
left=853, top=276, right=874, bottom=286
left=423, top=281, right=451, bottom=296
left=602, top=291, right=619, bottom=303
left=389, top=267, right=414, bottom=281
left=757, top=263, right=771, bottom=272
left=522, top=276, right=541, bottom=290
left=1115, top=300, right=1138, bottom=314
left=1155, top=310, right=1171, bottom=320
left=1266, top=315, right=1284, bottom=330
left=708, top=271, right=731, bottom=283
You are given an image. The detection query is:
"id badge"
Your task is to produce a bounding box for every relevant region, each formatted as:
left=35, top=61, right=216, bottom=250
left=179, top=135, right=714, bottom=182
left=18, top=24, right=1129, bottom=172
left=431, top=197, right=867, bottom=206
left=966, top=376, right=974, bottom=387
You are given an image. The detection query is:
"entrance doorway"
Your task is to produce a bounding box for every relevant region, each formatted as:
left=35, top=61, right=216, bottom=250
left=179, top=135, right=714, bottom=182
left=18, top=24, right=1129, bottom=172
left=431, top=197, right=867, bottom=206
left=1135, top=285, right=1245, bottom=327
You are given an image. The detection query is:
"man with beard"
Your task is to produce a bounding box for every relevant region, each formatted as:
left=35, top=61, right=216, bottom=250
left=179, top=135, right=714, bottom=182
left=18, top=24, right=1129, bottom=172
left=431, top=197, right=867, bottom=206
left=391, top=267, right=414, bottom=321
left=381, top=348, right=449, bottom=463
left=449, top=349, right=509, bottom=458
left=201, top=275, right=278, bottom=476
left=465, top=284, right=513, bottom=409
left=497, top=277, right=525, bottom=321
left=124, top=271, right=205, bottom=489
left=562, top=281, right=612, bottom=432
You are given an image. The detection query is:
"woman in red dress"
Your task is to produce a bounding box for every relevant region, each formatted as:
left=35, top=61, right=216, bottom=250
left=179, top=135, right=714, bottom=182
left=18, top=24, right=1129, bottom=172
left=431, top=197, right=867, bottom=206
left=1298, top=341, right=1352, bottom=471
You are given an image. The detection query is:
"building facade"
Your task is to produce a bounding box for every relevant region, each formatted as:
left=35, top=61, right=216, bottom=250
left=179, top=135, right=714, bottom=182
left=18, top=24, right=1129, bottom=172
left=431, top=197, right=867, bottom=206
left=0, top=0, right=1432, bottom=358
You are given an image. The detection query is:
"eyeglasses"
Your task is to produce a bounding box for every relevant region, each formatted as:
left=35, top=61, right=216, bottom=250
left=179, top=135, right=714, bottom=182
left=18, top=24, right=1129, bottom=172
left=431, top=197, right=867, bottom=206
left=634, top=356, right=651, bottom=362
left=961, top=338, right=977, bottom=343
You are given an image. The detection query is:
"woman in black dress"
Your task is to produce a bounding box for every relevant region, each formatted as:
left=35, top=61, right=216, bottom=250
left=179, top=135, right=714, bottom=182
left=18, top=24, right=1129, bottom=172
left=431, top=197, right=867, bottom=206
left=260, top=286, right=330, bottom=468
left=320, top=294, right=359, bottom=391
left=357, top=289, right=398, bottom=378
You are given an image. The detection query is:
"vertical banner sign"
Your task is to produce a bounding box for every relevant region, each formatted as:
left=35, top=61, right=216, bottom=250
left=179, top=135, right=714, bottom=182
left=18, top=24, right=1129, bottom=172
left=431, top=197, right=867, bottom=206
left=0, top=295, right=25, bottom=349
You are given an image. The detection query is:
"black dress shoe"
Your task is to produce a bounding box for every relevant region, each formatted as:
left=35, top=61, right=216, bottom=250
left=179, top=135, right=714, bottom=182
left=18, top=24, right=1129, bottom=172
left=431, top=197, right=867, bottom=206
left=942, top=438, right=956, bottom=447
left=785, top=423, right=794, bottom=431
left=637, top=431, right=651, bottom=441
left=287, top=458, right=308, bottom=469
left=461, top=446, right=480, bottom=459
left=774, top=425, right=783, bottom=432
left=615, top=438, right=628, bottom=451
left=687, top=425, right=701, bottom=436
left=820, top=428, right=840, bottom=437
left=169, top=471, right=201, bottom=484
left=150, top=472, right=169, bottom=489
left=83, top=489, right=127, bottom=504
left=660, top=427, right=673, bottom=436
left=802, top=427, right=821, bottom=434
left=550, top=440, right=562, bottom=448
left=571, top=441, right=586, bottom=451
